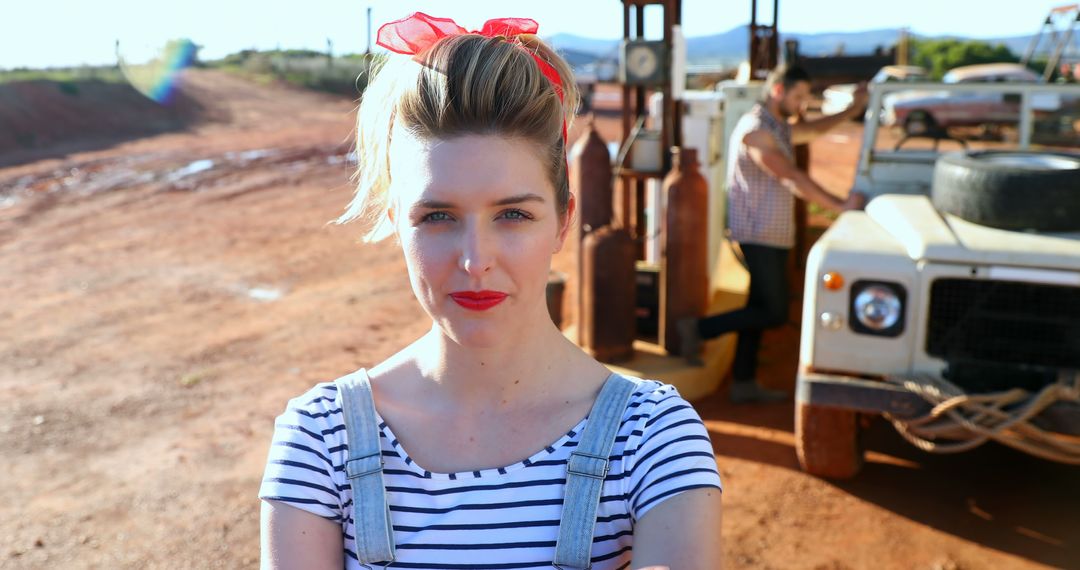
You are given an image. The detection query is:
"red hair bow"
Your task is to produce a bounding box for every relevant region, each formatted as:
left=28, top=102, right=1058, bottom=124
left=376, top=12, right=565, bottom=103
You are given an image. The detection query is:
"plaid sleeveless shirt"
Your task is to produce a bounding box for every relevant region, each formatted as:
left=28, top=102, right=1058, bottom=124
left=726, top=103, right=794, bottom=249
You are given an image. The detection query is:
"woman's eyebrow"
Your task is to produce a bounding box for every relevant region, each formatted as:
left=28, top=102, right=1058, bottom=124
left=414, top=199, right=455, bottom=209
left=413, top=193, right=546, bottom=210
left=493, top=193, right=546, bottom=206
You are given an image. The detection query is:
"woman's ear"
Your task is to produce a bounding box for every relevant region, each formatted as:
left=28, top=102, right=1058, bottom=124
left=553, top=193, right=576, bottom=253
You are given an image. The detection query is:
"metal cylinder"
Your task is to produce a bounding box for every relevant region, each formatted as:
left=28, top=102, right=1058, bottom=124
left=581, top=225, right=637, bottom=363
left=546, top=271, right=566, bottom=329
left=571, top=118, right=614, bottom=345
left=570, top=118, right=614, bottom=236
left=660, top=147, right=709, bottom=355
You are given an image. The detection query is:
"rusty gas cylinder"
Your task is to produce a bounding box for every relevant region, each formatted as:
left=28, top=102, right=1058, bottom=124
left=570, top=117, right=615, bottom=345
left=660, top=147, right=709, bottom=355
left=570, top=117, right=614, bottom=236
left=581, top=225, right=636, bottom=363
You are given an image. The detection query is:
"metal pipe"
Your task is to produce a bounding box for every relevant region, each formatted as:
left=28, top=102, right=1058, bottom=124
left=1047, top=24, right=1076, bottom=80
left=366, top=7, right=373, bottom=55
left=1022, top=17, right=1048, bottom=64
left=1019, top=91, right=1033, bottom=150
left=858, top=86, right=884, bottom=176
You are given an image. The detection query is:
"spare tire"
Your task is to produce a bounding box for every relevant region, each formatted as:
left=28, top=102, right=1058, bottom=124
left=931, top=151, right=1080, bottom=232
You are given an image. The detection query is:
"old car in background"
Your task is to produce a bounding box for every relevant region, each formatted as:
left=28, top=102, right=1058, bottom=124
left=881, top=62, right=1058, bottom=137
left=795, top=79, right=1080, bottom=478
left=821, top=65, right=928, bottom=116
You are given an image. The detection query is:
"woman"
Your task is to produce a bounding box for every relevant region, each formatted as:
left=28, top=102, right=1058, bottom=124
left=259, top=13, right=723, bottom=569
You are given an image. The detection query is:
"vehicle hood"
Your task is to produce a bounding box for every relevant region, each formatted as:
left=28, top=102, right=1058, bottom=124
left=865, top=195, right=1080, bottom=270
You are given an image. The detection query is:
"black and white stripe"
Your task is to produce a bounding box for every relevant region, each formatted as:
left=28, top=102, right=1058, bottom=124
left=260, top=379, right=722, bottom=569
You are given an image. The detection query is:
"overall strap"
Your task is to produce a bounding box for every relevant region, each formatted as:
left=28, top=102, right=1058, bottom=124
left=553, top=373, right=641, bottom=569
left=335, top=369, right=396, bottom=565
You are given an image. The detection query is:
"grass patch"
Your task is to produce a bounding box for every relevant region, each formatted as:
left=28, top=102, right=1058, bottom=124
left=179, top=369, right=214, bottom=388
left=213, top=62, right=372, bottom=96
left=205, top=50, right=380, bottom=97
left=808, top=201, right=840, bottom=222
left=0, top=66, right=126, bottom=84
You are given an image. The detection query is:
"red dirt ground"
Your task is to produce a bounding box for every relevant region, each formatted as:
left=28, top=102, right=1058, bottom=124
left=1, top=72, right=1077, bottom=569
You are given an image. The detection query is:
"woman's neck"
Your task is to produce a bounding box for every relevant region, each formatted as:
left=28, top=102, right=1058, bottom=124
left=413, top=319, right=577, bottom=411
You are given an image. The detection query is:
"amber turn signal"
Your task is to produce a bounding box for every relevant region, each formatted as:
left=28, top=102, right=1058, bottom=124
left=822, top=272, right=845, bottom=291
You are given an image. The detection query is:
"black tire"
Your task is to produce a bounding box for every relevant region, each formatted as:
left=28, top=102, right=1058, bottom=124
left=931, top=151, right=1080, bottom=232
left=795, top=402, right=864, bottom=479
left=903, top=109, right=937, bottom=137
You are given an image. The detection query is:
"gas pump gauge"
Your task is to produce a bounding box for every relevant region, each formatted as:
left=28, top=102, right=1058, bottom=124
left=619, top=40, right=667, bottom=86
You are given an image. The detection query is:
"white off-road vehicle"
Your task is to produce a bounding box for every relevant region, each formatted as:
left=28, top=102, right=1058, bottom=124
left=795, top=79, right=1080, bottom=478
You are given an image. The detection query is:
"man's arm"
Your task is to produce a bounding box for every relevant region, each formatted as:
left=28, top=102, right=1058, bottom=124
left=744, top=129, right=860, bottom=212
left=791, top=83, right=868, bottom=145
left=631, top=487, right=723, bottom=569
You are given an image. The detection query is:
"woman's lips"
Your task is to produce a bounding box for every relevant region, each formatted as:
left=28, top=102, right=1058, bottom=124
left=449, top=290, right=508, bottom=311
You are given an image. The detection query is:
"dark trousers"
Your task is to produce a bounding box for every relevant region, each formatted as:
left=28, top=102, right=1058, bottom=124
left=698, top=243, right=789, bottom=383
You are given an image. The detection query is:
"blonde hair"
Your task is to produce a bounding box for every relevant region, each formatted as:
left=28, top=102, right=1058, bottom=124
left=339, top=33, right=579, bottom=242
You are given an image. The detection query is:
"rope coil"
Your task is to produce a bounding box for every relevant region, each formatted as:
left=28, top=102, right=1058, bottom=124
left=882, top=370, right=1080, bottom=464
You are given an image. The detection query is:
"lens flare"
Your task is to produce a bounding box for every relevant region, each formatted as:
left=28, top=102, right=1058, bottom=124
left=117, top=38, right=197, bottom=104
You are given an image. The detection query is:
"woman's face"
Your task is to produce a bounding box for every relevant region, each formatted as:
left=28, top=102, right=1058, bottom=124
left=389, top=132, right=572, bottom=348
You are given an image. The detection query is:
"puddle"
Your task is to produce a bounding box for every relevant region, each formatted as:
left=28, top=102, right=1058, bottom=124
left=246, top=287, right=283, bottom=301
left=326, top=150, right=357, bottom=166
left=167, top=159, right=215, bottom=181
left=224, top=148, right=278, bottom=162
left=2, top=165, right=155, bottom=204
left=1, top=144, right=351, bottom=206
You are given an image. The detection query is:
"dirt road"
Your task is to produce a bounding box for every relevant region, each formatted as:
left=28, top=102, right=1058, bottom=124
left=2, top=72, right=1076, bottom=569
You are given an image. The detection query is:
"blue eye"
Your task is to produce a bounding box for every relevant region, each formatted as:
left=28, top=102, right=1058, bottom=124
left=499, top=209, right=534, bottom=222
left=422, top=211, right=453, bottom=223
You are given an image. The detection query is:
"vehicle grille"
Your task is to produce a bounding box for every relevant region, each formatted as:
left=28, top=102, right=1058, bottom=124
left=927, top=278, right=1080, bottom=391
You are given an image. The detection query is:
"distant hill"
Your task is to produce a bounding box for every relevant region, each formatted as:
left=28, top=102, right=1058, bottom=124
left=546, top=33, right=620, bottom=58
left=548, top=27, right=1039, bottom=67
left=556, top=47, right=608, bottom=69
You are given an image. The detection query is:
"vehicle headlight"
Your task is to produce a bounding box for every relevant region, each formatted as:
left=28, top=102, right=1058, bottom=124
left=850, top=281, right=906, bottom=337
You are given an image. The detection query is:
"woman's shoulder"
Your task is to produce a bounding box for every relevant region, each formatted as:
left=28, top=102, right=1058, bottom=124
left=272, top=379, right=352, bottom=442
left=616, top=376, right=706, bottom=440
left=620, top=377, right=693, bottom=416
left=612, top=376, right=722, bottom=519
left=282, top=380, right=342, bottom=415
left=260, top=380, right=349, bottom=521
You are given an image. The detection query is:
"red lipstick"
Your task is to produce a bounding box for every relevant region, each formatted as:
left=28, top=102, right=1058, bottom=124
left=450, top=290, right=508, bottom=311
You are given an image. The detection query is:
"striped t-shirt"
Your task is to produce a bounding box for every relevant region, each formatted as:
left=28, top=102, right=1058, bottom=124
left=259, top=377, right=723, bottom=569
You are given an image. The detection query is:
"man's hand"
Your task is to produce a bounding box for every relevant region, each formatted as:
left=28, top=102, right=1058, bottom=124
left=850, top=81, right=869, bottom=113
left=843, top=191, right=868, bottom=211
left=794, top=81, right=869, bottom=144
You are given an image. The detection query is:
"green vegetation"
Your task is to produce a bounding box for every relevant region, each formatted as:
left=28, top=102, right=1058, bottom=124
left=1, top=46, right=378, bottom=98
left=908, top=38, right=1020, bottom=79
left=207, top=49, right=382, bottom=96
left=0, top=66, right=128, bottom=99
left=808, top=201, right=840, bottom=222
left=0, top=66, right=125, bottom=84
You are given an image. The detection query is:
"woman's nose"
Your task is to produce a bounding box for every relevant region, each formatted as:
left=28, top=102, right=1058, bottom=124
left=457, top=222, right=494, bottom=276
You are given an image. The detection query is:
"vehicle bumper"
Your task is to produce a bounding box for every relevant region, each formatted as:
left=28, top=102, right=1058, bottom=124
left=796, top=368, right=1080, bottom=437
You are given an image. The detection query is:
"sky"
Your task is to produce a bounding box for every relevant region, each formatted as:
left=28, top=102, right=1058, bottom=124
left=2, top=0, right=1070, bottom=69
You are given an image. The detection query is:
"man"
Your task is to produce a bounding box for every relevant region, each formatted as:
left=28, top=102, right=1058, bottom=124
left=678, top=64, right=867, bottom=403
